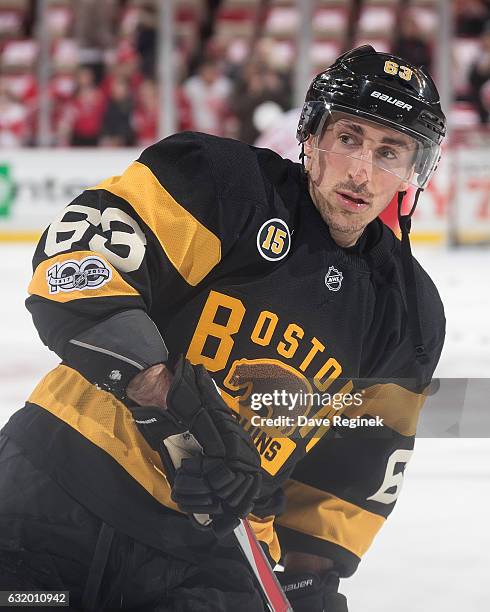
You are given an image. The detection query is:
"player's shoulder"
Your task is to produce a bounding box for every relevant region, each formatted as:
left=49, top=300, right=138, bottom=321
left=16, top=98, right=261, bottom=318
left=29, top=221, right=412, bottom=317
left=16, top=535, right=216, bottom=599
left=371, top=224, right=444, bottom=329
left=390, top=234, right=443, bottom=311
left=386, top=229, right=446, bottom=338
left=411, top=254, right=445, bottom=325
left=366, top=226, right=445, bottom=379
left=138, top=131, right=303, bottom=214
left=378, top=224, right=441, bottom=297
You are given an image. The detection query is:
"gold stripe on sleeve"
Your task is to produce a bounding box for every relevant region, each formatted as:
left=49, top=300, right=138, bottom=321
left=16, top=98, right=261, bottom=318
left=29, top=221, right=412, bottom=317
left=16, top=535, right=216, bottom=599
left=28, top=365, right=179, bottom=511
left=277, top=480, right=385, bottom=559
left=89, top=161, right=221, bottom=286
left=344, top=383, right=427, bottom=437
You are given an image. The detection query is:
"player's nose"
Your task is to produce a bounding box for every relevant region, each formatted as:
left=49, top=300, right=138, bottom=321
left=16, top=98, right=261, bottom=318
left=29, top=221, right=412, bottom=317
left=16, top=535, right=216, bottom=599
left=347, top=150, right=373, bottom=184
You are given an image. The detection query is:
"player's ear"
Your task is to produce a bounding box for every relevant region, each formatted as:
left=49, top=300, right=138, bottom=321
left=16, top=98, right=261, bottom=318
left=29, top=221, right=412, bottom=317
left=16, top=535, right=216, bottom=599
left=304, top=136, right=314, bottom=158
left=303, top=137, right=314, bottom=171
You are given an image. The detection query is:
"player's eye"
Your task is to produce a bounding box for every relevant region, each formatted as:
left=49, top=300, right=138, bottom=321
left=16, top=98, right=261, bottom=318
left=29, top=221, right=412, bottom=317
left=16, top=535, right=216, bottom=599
left=338, top=133, right=359, bottom=146
left=377, top=147, right=398, bottom=161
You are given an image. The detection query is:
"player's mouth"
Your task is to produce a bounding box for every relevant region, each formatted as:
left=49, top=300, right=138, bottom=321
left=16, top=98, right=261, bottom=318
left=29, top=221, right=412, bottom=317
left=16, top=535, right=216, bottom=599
left=335, top=191, right=370, bottom=212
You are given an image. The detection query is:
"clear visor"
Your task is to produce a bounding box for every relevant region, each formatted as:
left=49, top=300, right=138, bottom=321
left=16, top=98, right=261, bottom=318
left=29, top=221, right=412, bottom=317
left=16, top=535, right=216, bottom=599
left=308, top=109, right=441, bottom=189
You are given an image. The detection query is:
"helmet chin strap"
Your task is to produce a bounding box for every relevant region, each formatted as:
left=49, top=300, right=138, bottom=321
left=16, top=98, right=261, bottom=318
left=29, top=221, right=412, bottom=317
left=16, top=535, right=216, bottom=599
left=397, top=188, right=430, bottom=368
left=299, top=142, right=312, bottom=185
left=299, top=142, right=306, bottom=168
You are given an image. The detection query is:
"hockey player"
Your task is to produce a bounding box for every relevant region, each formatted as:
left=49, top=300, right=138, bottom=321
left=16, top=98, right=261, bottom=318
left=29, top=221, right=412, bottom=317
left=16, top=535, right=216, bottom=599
left=0, top=46, right=446, bottom=611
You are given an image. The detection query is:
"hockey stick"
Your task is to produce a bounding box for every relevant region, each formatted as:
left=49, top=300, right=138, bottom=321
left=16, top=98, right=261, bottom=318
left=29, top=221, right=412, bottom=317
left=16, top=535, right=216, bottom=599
left=162, top=432, right=293, bottom=612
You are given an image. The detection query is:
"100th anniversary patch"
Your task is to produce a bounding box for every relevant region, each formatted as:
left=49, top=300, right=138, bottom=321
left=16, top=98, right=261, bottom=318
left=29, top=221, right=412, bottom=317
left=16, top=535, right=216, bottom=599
left=47, top=255, right=112, bottom=294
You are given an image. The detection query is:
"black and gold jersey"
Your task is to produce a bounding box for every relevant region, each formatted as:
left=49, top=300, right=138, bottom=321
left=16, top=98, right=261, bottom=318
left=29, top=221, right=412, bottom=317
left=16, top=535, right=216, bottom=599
left=2, top=131, right=445, bottom=576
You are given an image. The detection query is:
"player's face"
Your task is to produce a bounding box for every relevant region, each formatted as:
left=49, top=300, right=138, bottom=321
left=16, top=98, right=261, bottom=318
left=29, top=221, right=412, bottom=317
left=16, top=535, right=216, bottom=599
left=305, top=115, right=416, bottom=245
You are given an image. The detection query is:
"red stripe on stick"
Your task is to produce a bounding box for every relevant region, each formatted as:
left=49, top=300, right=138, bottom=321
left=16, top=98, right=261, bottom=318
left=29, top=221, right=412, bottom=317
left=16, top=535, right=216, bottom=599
left=242, top=519, right=292, bottom=612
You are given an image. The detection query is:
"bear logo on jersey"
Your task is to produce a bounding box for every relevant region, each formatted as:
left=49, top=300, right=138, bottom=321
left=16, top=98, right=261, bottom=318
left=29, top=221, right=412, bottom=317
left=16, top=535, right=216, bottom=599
left=47, top=256, right=112, bottom=294
left=256, top=218, right=291, bottom=261
left=324, top=266, right=343, bottom=292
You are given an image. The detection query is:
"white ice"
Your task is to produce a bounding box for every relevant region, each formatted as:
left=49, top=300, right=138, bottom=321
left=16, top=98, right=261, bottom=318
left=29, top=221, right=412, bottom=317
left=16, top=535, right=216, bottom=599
left=0, top=243, right=489, bottom=611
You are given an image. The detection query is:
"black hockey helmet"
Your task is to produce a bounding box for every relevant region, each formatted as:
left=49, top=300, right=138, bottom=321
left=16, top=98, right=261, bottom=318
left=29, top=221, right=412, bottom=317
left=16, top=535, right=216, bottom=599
left=297, top=45, right=446, bottom=189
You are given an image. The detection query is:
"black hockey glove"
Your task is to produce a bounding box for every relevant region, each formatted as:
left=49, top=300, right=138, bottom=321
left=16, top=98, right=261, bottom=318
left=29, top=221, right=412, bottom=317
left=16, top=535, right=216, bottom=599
left=278, top=571, right=348, bottom=612
left=130, top=357, right=262, bottom=527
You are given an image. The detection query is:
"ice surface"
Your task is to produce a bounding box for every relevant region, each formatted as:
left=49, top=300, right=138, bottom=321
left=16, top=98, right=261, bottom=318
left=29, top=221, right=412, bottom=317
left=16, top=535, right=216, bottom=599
left=0, top=243, right=489, bottom=610
left=0, top=244, right=59, bottom=415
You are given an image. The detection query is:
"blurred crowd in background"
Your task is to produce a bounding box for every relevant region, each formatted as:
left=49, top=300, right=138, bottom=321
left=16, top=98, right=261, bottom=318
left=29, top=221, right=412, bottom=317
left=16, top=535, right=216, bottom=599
left=1, top=0, right=490, bottom=148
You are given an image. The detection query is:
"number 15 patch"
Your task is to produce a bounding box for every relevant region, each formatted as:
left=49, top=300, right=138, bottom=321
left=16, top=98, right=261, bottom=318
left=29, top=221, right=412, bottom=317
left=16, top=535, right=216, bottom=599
left=257, top=218, right=291, bottom=261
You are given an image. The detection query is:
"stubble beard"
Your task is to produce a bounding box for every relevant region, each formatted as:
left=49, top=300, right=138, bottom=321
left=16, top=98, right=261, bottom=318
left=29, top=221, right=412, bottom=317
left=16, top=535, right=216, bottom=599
left=310, top=180, right=367, bottom=237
